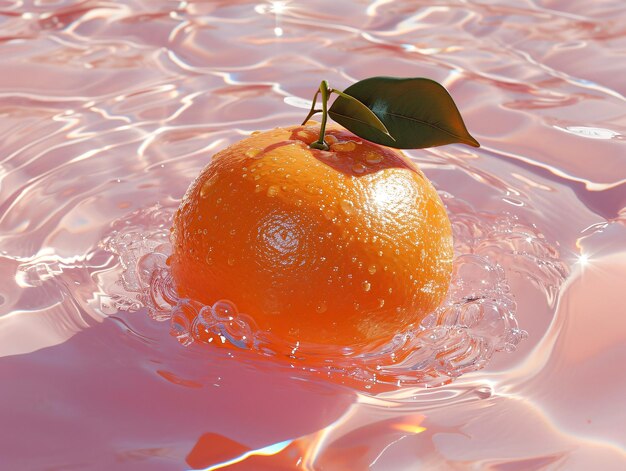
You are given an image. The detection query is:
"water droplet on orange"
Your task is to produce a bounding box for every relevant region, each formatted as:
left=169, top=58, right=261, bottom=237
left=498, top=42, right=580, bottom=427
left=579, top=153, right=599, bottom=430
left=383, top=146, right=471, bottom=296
left=267, top=185, right=279, bottom=197
left=325, top=134, right=338, bottom=145
left=352, top=162, right=366, bottom=174
left=323, top=207, right=335, bottom=220
left=245, top=148, right=261, bottom=158
left=340, top=199, right=355, bottom=215
left=316, top=302, right=328, bottom=314
left=331, top=140, right=356, bottom=152
left=365, top=152, right=382, bottom=164
left=200, top=176, right=217, bottom=198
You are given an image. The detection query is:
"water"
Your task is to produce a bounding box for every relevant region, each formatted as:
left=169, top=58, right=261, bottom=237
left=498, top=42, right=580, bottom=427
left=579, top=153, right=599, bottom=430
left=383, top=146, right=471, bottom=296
left=1, top=1, right=625, bottom=469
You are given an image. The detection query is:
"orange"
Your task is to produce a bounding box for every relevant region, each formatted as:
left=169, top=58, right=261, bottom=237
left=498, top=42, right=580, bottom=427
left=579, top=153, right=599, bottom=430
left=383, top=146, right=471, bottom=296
left=169, top=123, right=453, bottom=349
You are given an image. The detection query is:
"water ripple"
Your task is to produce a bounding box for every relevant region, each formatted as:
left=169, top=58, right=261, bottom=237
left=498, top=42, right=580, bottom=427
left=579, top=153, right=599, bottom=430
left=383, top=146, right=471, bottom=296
left=1, top=0, right=624, bottom=468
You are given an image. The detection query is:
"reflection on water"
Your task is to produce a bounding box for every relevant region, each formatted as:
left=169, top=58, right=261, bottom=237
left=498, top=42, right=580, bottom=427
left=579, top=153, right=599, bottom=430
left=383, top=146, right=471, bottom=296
left=1, top=0, right=625, bottom=469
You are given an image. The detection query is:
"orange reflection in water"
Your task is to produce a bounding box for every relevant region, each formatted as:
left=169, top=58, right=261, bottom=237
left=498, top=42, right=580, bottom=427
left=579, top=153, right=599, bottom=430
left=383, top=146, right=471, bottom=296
left=185, top=412, right=427, bottom=470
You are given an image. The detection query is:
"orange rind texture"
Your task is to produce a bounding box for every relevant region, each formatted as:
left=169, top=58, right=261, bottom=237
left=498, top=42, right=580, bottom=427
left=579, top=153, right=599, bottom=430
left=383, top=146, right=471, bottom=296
left=170, top=124, right=453, bottom=349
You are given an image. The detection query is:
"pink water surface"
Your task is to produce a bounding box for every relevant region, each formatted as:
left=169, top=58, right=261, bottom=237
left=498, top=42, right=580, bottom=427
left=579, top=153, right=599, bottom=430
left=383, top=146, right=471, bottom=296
left=1, top=1, right=625, bottom=469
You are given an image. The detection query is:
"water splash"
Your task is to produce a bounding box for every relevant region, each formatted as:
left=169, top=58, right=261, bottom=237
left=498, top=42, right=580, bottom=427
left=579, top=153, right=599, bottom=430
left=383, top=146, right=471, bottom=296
left=102, top=192, right=567, bottom=389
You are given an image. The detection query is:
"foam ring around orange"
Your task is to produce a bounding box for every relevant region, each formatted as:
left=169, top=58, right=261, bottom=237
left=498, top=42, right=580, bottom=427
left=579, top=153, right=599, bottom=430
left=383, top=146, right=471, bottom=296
left=169, top=124, right=454, bottom=349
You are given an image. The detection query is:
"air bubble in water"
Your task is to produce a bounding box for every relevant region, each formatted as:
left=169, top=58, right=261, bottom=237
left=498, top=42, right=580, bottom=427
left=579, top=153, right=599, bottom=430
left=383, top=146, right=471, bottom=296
left=137, top=253, right=167, bottom=285
left=213, top=300, right=237, bottom=320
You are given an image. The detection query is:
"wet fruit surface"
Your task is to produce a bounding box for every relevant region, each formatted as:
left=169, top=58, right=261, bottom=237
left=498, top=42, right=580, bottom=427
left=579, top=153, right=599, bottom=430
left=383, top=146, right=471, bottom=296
left=170, top=124, right=453, bottom=348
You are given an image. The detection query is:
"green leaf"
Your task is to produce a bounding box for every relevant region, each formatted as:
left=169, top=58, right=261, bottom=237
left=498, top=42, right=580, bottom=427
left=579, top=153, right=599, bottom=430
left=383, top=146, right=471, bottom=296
left=328, top=77, right=480, bottom=149
left=329, top=89, right=394, bottom=140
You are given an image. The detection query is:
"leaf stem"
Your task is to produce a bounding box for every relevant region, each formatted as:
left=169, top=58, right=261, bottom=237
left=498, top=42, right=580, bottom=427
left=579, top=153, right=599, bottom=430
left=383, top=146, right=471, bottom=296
left=309, top=80, right=330, bottom=151
left=301, top=89, right=320, bottom=125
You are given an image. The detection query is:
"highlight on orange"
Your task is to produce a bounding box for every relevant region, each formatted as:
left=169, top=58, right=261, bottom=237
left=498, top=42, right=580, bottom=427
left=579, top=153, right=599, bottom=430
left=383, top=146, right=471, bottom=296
left=169, top=123, right=454, bottom=349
